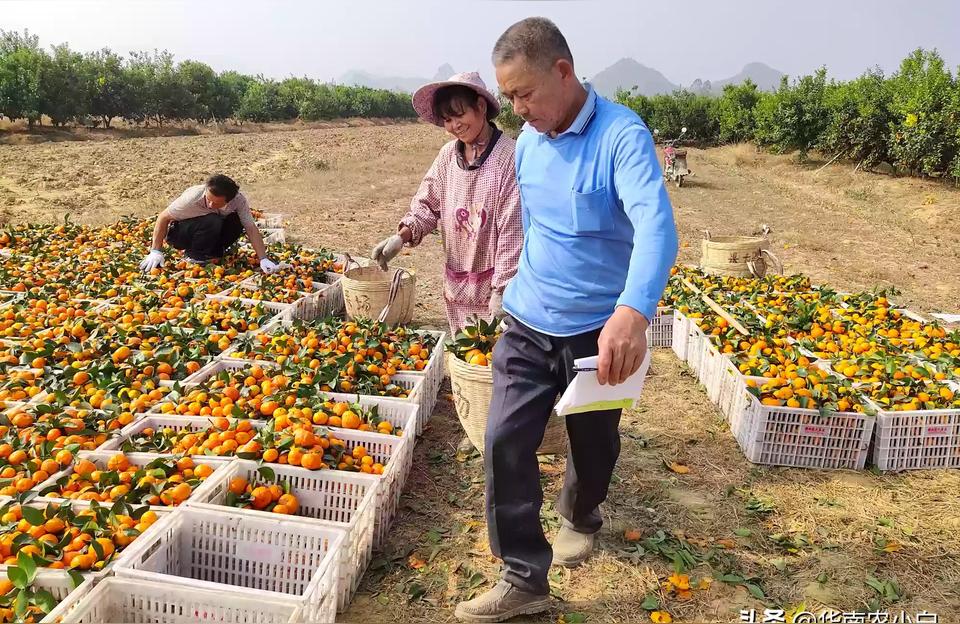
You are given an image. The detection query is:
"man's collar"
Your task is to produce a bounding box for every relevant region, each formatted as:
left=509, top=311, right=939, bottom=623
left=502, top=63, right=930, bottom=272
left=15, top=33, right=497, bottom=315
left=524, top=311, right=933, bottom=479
left=561, top=83, right=597, bottom=136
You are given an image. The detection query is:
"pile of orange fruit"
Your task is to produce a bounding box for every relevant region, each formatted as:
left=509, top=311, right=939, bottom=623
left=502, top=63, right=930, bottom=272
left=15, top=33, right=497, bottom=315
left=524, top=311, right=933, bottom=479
left=0, top=498, right=160, bottom=572
left=39, top=453, right=216, bottom=507
left=664, top=267, right=960, bottom=415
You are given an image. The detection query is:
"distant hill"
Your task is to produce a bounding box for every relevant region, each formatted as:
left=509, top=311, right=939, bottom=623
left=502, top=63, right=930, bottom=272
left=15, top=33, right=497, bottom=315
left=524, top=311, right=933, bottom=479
left=432, top=64, right=455, bottom=82
left=591, top=58, right=679, bottom=98
left=590, top=59, right=786, bottom=98
left=709, top=62, right=785, bottom=92
left=338, top=64, right=455, bottom=93
left=341, top=60, right=786, bottom=98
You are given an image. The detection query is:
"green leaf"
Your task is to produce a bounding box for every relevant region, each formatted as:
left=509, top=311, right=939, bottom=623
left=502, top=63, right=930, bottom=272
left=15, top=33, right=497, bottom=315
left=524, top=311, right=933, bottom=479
left=407, top=582, right=426, bottom=603
left=734, top=528, right=752, bottom=537
left=21, top=506, right=45, bottom=527
left=865, top=575, right=885, bottom=594
left=13, top=586, right=27, bottom=617
left=111, top=500, right=127, bottom=518
left=90, top=539, right=105, bottom=561
left=16, top=551, right=36, bottom=584
left=257, top=466, right=276, bottom=482
left=562, top=613, right=587, bottom=624
left=7, top=567, right=28, bottom=590
left=640, top=594, right=660, bottom=610
left=745, top=582, right=765, bottom=599
left=34, top=588, right=57, bottom=613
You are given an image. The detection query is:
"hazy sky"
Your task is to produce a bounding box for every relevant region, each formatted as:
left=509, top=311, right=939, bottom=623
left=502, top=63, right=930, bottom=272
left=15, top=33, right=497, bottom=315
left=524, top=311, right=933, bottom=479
left=4, top=0, right=959, bottom=88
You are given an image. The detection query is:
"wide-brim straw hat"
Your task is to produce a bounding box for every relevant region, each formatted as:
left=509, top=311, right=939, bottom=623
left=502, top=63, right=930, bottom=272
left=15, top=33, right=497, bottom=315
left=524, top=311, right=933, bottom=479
left=412, top=71, right=501, bottom=127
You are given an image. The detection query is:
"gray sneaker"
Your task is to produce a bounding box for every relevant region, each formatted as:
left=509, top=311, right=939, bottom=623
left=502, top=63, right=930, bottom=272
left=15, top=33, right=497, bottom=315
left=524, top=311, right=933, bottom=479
left=454, top=580, right=551, bottom=622
left=551, top=522, right=596, bottom=568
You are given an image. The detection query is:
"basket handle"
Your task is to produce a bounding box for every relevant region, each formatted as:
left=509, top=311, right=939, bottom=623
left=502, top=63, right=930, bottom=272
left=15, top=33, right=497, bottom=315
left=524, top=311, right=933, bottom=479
left=761, top=248, right=783, bottom=274
left=377, top=268, right=410, bottom=324
left=746, top=249, right=783, bottom=278
left=340, top=252, right=362, bottom=272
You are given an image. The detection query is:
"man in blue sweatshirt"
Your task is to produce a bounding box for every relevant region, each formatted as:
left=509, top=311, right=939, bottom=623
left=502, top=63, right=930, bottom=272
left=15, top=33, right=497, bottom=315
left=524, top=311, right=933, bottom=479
left=455, top=17, right=679, bottom=623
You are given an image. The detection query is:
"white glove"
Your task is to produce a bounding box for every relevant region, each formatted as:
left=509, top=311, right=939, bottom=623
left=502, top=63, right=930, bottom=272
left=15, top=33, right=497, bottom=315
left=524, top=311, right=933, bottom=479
left=370, top=234, right=405, bottom=271
left=259, top=257, right=280, bottom=274
left=488, top=290, right=504, bottom=319
left=139, top=250, right=164, bottom=272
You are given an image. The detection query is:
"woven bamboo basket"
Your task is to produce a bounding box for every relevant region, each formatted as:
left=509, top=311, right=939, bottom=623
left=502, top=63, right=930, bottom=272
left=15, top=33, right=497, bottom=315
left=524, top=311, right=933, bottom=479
left=341, top=263, right=416, bottom=325
left=701, top=226, right=782, bottom=278
left=447, top=353, right=567, bottom=455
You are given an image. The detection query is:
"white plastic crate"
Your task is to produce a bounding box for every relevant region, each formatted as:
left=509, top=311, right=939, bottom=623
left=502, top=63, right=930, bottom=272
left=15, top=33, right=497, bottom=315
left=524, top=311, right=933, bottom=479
left=672, top=310, right=691, bottom=361
left=60, top=576, right=303, bottom=623
left=403, top=329, right=445, bottom=433
left=201, top=294, right=295, bottom=324
left=319, top=429, right=409, bottom=549
left=870, top=404, right=960, bottom=471
left=38, top=577, right=94, bottom=623
left=257, top=212, right=285, bottom=228
left=735, top=393, right=876, bottom=469
left=686, top=324, right=707, bottom=373
left=0, top=500, right=174, bottom=600
left=194, top=460, right=379, bottom=611
left=289, top=274, right=346, bottom=321
left=98, top=415, right=410, bottom=548
left=95, top=414, right=248, bottom=452
left=320, top=390, right=420, bottom=445
left=115, top=505, right=344, bottom=624
left=715, top=356, right=744, bottom=420
left=697, top=339, right=725, bottom=401
left=153, top=359, right=420, bottom=440
left=34, top=451, right=233, bottom=511
left=649, top=307, right=674, bottom=348
left=263, top=228, right=286, bottom=245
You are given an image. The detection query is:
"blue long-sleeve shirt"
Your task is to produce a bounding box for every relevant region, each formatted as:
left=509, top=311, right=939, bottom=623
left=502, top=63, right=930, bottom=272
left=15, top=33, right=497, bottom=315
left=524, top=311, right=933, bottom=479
left=503, top=84, right=679, bottom=337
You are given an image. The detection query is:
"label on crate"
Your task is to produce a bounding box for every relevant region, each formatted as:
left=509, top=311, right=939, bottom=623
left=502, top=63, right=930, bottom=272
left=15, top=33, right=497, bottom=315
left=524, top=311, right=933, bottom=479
left=924, top=425, right=950, bottom=437
left=235, top=541, right=285, bottom=564
left=800, top=424, right=829, bottom=437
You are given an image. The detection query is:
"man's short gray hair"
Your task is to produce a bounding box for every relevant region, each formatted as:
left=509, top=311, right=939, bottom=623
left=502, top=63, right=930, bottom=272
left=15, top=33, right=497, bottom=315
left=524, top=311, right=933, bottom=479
left=492, top=17, right=574, bottom=72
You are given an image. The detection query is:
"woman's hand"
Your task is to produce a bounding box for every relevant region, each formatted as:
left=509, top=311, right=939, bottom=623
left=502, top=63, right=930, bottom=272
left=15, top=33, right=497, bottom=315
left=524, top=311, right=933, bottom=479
left=370, top=234, right=404, bottom=271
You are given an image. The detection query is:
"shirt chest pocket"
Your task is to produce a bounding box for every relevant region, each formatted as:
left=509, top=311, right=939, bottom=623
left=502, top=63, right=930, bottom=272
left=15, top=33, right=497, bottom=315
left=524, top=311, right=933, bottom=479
left=571, top=187, right=614, bottom=234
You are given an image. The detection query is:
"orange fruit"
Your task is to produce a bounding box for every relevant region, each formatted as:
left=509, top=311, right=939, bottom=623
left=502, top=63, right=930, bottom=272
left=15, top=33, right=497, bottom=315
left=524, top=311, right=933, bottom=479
left=301, top=453, right=323, bottom=470
left=106, top=454, right=129, bottom=471
left=7, top=450, right=27, bottom=466
left=250, top=486, right=272, bottom=509
left=228, top=477, right=248, bottom=495
left=277, top=494, right=299, bottom=514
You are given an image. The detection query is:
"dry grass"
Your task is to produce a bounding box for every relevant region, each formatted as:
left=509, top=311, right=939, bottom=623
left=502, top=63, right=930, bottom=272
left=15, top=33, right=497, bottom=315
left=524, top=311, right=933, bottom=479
left=4, top=124, right=960, bottom=622
left=0, top=117, right=416, bottom=145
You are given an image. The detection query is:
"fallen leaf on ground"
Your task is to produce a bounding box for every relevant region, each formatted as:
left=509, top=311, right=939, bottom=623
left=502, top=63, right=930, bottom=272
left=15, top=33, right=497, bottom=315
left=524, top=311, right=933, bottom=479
left=668, top=573, right=690, bottom=591
left=407, top=554, right=427, bottom=569
left=664, top=460, right=690, bottom=474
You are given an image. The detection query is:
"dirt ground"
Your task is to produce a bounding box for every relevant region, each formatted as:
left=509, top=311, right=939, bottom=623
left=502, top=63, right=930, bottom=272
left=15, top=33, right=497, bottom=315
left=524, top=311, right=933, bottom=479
left=3, top=123, right=959, bottom=622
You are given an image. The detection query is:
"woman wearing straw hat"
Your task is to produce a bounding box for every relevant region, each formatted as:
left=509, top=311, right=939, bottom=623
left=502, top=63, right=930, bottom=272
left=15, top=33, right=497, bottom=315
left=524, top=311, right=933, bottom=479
left=370, top=72, right=523, bottom=338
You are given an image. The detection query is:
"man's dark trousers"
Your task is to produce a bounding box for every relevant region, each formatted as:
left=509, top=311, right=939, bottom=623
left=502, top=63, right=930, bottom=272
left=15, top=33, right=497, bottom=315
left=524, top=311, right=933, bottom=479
left=485, top=316, right=622, bottom=595
left=166, top=212, right=244, bottom=261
